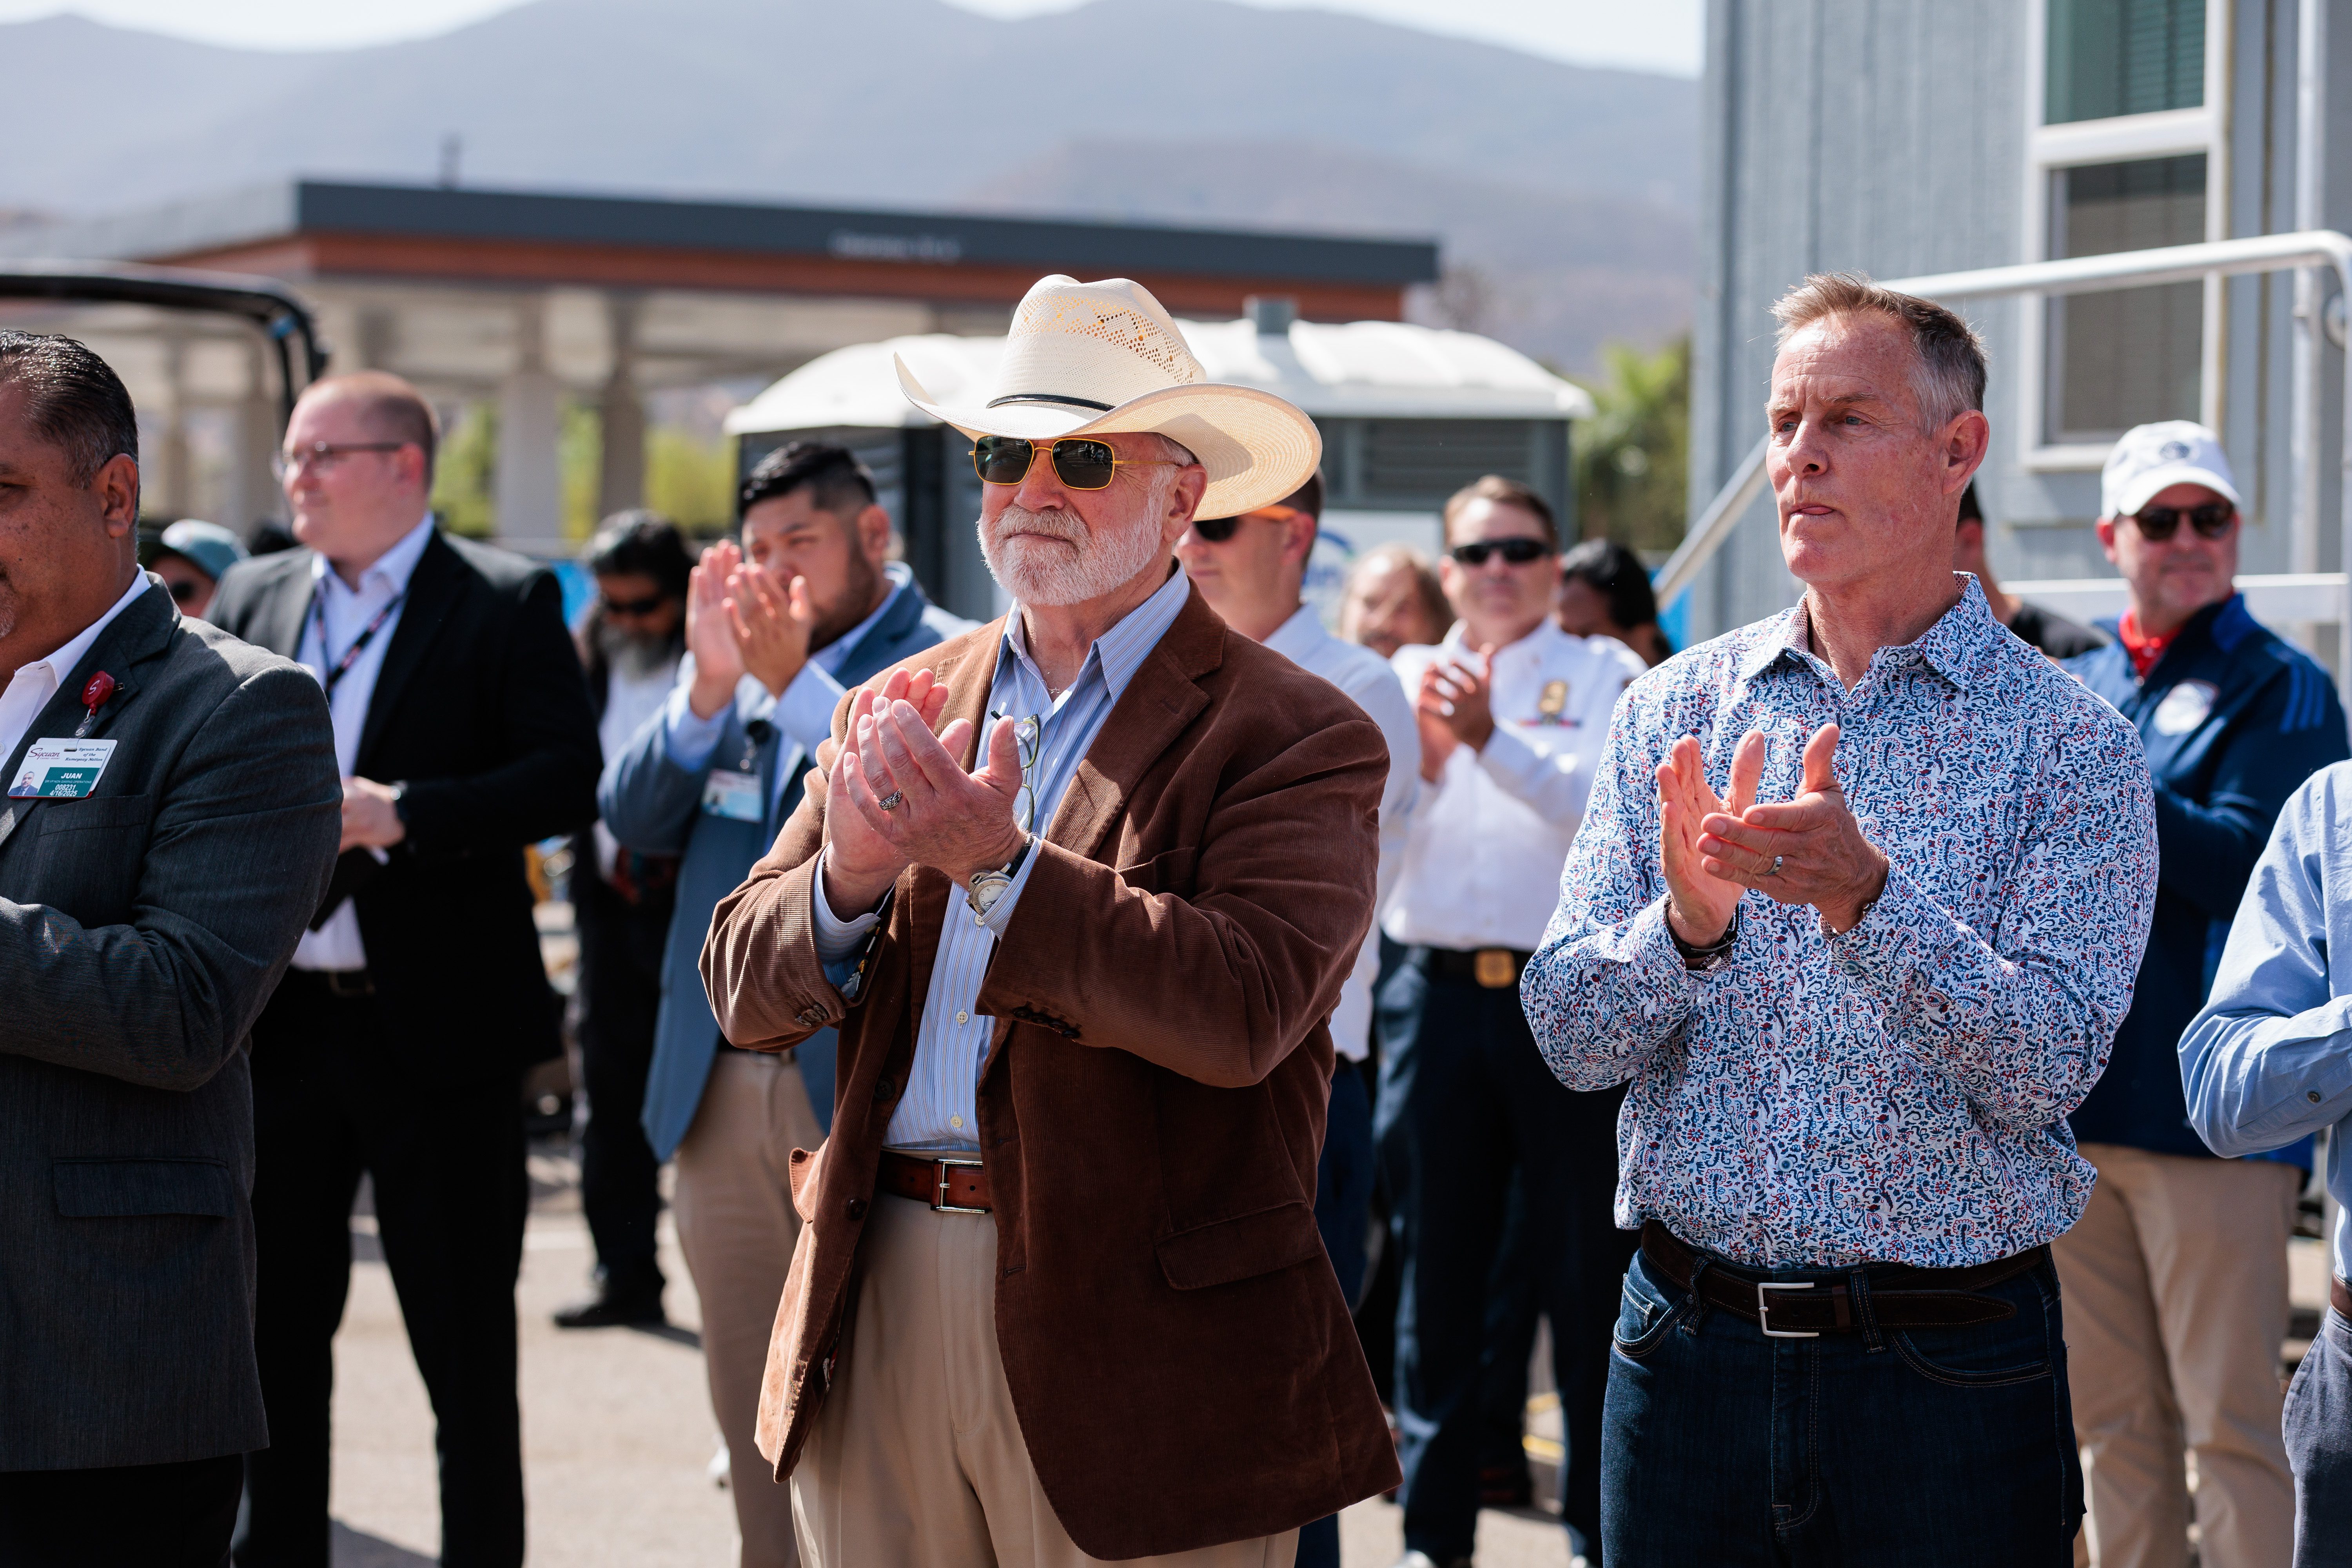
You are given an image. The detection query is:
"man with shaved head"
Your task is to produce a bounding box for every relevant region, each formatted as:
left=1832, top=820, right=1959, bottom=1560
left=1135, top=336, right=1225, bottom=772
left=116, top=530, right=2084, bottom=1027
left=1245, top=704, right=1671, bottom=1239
left=1523, top=275, right=2160, bottom=1561
left=210, top=370, right=602, bottom=1568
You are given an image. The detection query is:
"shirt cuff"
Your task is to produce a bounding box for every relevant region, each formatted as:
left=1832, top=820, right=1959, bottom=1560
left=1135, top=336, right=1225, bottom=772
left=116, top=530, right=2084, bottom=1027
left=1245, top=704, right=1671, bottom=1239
left=1822, top=860, right=1930, bottom=994
left=811, top=850, right=883, bottom=964
left=662, top=681, right=731, bottom=772
left=777, top=661, right=848, bottom=757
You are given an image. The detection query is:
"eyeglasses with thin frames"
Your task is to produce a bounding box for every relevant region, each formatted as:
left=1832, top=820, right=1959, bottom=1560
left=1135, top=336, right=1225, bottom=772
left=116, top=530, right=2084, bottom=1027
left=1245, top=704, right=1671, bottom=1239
left=272, top=441, right=407, bottom=481
left=996, top=712, right=1044, bottom=833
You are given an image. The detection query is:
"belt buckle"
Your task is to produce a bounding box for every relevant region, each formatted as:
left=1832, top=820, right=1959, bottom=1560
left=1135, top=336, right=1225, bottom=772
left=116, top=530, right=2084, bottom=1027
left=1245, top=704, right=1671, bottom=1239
left=932, top=1156, right=987, bottom=1215
left=1472, top=948, right=1517, bottom=989
left=1757, top=1279, right=1819, bottom=1338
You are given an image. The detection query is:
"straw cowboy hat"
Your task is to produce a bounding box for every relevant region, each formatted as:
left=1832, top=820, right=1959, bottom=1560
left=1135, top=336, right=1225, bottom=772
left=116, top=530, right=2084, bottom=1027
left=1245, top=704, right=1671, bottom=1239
left=896, top=274, right=1322, bottom=518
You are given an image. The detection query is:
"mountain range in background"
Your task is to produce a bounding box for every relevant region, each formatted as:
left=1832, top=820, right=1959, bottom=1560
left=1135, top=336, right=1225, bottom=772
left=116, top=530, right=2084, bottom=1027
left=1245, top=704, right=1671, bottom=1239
left=4, top=0, right=1699, bottom=372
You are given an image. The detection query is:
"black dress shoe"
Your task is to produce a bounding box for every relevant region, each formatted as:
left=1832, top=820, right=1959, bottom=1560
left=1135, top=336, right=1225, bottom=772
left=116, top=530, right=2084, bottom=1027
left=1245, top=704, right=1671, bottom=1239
left=552, top=1286, right=665, bottom=1329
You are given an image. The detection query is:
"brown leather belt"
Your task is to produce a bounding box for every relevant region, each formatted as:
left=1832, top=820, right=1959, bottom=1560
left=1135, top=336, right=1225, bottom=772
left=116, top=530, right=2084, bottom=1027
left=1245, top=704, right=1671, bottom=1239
left=878, top=1150, right=993, bottom=1214
left=2332, top=1276, right=2352, bottom=1319
left=1425, top=946, right=1534, bottom=989
left=1639, top=1220, right=2042, bottom=1336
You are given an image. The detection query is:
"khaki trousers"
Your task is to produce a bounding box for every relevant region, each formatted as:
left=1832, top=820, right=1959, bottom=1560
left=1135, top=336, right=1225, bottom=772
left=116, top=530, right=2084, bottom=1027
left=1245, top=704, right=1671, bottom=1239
left=791, top=1191, right=1299, bottom=1568
left=2055, top=1142, right=2302, bottom=1568
left=674, top=1048, right=823, bottom=1568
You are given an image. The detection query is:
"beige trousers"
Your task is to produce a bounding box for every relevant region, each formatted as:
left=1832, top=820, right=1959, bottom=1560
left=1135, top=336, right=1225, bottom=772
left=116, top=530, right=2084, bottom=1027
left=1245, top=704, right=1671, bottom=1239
left=673, top=1048, right=823, bottom=1568
left=2055, top=1142, right=2302, bottom=1568
left=791, top=1191, right=1299, bottom=1568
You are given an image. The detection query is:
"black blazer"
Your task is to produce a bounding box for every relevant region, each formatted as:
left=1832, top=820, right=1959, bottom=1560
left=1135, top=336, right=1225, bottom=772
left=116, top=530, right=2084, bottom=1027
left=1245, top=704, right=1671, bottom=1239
left=210, top=526, right=602, bottom=1082
left=0, top=578, right=340, bottom=1469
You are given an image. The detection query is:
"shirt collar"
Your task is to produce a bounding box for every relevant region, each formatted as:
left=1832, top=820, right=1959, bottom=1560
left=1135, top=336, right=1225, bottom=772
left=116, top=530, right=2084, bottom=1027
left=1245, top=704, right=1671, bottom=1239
left=1003, top=563, right=1192, bottom=708
left=812, top=561, right=910, bottom=676
left=1736, top=575, right=2000, bottom=691
left=20, top=570, right=152, bottom=687
left=1261, top=603, right=1327, bottom=662
left=310, top=513, right=435, bottom=600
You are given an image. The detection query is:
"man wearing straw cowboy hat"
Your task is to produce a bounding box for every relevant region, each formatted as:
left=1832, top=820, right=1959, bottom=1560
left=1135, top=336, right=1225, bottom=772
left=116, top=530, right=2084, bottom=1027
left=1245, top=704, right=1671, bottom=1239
left=702, top=274, right=1399, bottom=1566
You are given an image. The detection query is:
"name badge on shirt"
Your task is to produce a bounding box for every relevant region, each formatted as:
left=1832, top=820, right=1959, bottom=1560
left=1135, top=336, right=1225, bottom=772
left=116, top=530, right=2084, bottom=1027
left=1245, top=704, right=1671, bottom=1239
left=701, top=768, right=763, bottom=822
left=8, top=738, right=117, bottom=798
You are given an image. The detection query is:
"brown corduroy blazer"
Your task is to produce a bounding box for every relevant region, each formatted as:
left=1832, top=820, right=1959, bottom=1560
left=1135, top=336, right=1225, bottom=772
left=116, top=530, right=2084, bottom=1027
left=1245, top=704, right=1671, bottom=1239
left=700, top=583, right=1402, bottom=1558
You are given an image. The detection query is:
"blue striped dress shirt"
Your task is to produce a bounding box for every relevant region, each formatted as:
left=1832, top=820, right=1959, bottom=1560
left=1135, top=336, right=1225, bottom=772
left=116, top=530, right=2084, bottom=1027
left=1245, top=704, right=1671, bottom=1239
left=813, top=565, right=1195, bottom=1151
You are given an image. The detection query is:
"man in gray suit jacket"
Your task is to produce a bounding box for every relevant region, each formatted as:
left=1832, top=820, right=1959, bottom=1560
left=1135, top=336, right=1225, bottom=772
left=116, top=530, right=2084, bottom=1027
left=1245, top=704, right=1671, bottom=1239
left=599, top=442, right=965, bottom=1566
left=0, top=332, right=341, bottom=1568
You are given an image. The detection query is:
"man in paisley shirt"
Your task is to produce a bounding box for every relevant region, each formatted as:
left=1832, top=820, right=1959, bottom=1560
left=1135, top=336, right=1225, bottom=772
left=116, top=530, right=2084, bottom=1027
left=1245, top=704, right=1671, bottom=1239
left=1523, top=273, right=2159, bottom=1564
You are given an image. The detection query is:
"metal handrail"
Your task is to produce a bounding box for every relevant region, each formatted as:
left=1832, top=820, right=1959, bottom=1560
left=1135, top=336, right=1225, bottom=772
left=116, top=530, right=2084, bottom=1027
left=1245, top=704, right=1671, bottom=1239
left=1659, top=230, right=2352, bottom=633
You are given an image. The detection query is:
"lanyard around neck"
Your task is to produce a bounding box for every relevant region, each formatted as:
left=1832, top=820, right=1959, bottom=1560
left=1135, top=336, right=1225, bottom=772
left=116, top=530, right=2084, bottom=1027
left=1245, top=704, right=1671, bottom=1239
left=309, top=581, right=407, bottom=701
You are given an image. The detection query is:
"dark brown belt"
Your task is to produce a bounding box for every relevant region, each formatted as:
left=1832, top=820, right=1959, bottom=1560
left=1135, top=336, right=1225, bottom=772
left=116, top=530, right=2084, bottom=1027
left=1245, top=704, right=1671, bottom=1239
left=2332, top=1276, right=2352, bottom=1319
left=878, top=1150, right=993, bottom=1214
left=1424, top=946, right=1535, bottom=989
left=1639, top=1220, right=2042, bottom=1337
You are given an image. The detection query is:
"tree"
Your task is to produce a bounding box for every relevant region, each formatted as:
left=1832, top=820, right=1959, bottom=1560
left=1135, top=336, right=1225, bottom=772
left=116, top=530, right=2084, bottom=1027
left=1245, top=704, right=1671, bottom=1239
left=1572, top=336, right=1688, bottom=555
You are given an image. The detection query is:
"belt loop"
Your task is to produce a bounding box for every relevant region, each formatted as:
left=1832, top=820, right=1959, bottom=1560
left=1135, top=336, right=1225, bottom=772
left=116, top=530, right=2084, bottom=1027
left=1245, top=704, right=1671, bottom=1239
left=1849, top=1266, right=1884, bottom=1354
left=1682, top=1254, right=1711, bottom=1337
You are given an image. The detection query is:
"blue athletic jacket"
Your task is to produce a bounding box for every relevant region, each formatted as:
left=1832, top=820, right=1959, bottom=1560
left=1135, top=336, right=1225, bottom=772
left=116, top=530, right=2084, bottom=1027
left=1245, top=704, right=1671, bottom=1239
left=2065, top=594, right=2348, bottom=1161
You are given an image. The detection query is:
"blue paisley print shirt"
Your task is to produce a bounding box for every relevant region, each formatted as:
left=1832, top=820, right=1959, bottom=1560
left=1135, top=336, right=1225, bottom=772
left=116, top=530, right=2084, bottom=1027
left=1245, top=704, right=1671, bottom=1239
left=1524, top=578, right=2158, bottom=1269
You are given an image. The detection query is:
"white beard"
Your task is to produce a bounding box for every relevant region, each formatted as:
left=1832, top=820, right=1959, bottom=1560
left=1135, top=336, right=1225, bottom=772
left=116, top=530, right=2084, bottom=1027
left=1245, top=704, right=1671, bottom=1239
left=978, top=490, right=1170, bottom=607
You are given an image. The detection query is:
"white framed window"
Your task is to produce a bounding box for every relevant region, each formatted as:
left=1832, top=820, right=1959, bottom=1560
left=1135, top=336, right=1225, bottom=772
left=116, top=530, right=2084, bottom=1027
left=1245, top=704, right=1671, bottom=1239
left=2020, top=0, right=2229, bottom=471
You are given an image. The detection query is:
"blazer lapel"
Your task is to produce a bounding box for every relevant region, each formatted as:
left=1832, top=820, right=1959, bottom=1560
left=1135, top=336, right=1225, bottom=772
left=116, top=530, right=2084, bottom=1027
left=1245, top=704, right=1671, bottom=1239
left=355, top=528, right=462, bottom=771
left=1038, top=588, right=1220, bottom=865
left=251, top=557, right=315, bottom=659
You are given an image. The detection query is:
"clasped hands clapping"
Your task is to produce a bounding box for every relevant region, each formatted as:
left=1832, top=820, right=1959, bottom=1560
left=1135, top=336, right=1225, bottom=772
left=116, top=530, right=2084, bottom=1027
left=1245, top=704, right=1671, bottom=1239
left=683, top=540, right=822, bottom=717
left=1657, top=722, right=1890, bottom=946
left=814, top=668, right=1027, bottom=920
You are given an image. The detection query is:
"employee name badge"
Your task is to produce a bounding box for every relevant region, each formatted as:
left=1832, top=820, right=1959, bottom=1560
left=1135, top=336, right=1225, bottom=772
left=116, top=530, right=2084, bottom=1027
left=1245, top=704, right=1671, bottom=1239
left=701, top=768, right=763, bottom=823
left=9, top=738, right=118, bottom=798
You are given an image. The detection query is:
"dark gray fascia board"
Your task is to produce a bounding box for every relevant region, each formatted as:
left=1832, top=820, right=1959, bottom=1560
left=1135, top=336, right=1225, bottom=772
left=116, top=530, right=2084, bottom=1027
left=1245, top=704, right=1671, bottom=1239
left=0, top=178, right=1439, bottom=285
left=289, top=181, right=1438, bottom=285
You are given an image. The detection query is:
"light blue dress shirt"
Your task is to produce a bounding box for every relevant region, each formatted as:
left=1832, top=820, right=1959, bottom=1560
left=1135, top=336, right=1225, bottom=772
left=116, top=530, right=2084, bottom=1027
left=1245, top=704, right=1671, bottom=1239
left=661, top=562, right=911, bottom=820
left=813, top=565, right=1195, bottom=1151
left=2182, top=759, right=2352, bottom=1284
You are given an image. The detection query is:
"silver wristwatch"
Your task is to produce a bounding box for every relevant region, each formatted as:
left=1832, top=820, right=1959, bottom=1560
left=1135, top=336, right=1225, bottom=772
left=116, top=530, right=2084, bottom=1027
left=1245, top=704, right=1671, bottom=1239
left=965, top=835, right=1034, bottom=926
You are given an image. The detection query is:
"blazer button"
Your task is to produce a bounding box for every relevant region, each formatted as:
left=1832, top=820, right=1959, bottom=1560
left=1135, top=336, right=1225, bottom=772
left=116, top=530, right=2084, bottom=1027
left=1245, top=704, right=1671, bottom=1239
left=846, top=1197, right=868, bottom=1220
left=873, top=1077, right=895, bottom=1103
left=796, top=1005, right=826, bottom=1027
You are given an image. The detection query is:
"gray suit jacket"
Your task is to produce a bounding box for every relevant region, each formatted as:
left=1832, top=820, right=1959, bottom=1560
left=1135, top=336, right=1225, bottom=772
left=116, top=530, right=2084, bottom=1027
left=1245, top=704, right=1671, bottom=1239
left=0, top=575, right=341, bottom=1471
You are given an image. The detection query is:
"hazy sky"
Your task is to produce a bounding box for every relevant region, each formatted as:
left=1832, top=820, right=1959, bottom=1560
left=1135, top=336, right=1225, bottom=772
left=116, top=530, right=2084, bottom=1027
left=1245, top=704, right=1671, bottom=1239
left=0, top=0, right=1703, bottom=76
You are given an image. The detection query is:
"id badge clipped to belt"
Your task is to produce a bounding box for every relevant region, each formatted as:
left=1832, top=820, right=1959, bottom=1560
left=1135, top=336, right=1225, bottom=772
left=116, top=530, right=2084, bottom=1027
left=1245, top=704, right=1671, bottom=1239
left=701, top=767, right=763, bottom=823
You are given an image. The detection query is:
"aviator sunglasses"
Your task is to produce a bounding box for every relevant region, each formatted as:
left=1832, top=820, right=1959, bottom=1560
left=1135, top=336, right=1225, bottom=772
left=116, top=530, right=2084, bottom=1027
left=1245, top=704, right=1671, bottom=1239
left=971, top=436, right=1180, bottom=491
left=2131, top=500, right=2235, bottom=543
left=1449, top=537, right=1551, bottom=567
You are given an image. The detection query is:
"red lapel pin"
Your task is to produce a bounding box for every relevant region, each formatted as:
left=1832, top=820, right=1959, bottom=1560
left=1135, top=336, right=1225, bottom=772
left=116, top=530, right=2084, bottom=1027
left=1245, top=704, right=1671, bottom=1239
left=75, top=671, right=116, bottom=738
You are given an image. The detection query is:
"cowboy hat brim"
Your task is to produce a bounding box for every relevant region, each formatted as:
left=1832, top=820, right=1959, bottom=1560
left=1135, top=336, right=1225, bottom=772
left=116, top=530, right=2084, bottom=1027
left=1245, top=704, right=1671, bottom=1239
left=897, top=355, right=1321, bottom=519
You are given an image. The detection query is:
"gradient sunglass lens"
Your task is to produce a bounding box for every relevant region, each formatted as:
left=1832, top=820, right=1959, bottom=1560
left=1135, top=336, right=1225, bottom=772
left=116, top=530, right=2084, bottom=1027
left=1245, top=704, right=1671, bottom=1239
left=1049, top=440, right=1118, bottom=489
left=1191, top=516, right=1241, bottom=543
left=973, top=436, right=1036, bottom=485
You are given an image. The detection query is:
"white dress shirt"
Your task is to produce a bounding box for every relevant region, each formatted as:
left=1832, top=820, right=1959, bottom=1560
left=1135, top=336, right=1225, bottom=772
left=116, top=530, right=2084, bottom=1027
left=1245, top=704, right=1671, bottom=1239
left=1386, top=619, right=1647, bottom=952
left=0, top=571, right=152, bottom=768
left=291, top=514, right=437, bottom=972
left=813, top=566, right=1196, bottom=1151
left=1263, top=604, right=1419, bottom=1061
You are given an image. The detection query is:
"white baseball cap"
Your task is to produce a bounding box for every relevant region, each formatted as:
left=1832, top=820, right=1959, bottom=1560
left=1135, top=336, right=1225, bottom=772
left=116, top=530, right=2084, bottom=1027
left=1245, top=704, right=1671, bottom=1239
left=2101, top=420, right=2241, bottom=519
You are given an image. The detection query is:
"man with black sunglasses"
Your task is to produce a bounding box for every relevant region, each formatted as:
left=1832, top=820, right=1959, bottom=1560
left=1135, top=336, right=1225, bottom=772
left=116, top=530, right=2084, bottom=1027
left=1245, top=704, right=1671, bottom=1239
left=1380, top=474, right=1647, bottom=1568
left=2057, top=420, right=2348, bottom=1566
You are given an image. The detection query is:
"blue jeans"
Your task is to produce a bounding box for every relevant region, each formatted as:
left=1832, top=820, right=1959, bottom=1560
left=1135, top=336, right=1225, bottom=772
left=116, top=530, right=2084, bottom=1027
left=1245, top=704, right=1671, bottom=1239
left=2286, top=1303, right=2352, bottom=1566
left=1376, top=957, right=1633, bottom=1563
left=1602, top=1246, right=2083, bottom=1565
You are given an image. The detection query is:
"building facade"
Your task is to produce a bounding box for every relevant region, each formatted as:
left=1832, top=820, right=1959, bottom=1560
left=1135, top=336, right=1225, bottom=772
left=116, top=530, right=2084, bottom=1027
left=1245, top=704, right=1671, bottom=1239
left=1690, top=0, right=2352, bottom=654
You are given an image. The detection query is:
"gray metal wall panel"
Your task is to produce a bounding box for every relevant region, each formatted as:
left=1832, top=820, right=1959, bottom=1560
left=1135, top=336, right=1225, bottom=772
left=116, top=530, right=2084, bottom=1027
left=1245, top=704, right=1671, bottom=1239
left=1695, top=0, right=2352, bottom=642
